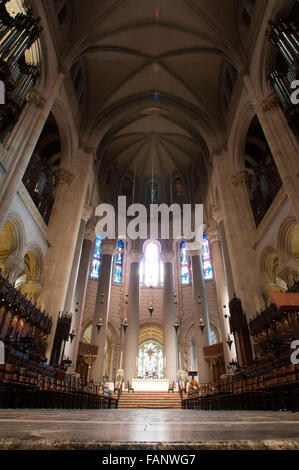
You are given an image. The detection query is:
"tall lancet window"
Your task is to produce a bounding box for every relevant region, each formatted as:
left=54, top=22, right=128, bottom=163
left=91, top=234, right=102, bottom=279
left=113, top=240, right=124, bottom=284
left=202, top=235, right=213, bottom=280
left=180, top=241, right=190, bottom=285
left=140, top=241, right=163, bottom=286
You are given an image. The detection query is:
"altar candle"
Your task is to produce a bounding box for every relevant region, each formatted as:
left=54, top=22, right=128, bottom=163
left=120, top=351, right=123, bottom=369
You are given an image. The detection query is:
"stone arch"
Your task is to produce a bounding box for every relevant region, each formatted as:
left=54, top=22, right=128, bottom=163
left=18, top=246, right=43, bottom=301
left=4, top=213, right=26, bottom=257
left=277, top=217, right=299, bottom=285
left=209, top=322, right=220, bottom=344
left=23, top=245, right=43, bottom=282
left=277, top=217, right=299, bottom=262
left=51, top=97, right=78, bottom=170
left=229, top=100, right=256, bottom=174
left=260, top=247, right=279, bottom=284
left=139, top=323, right=163, bottom=348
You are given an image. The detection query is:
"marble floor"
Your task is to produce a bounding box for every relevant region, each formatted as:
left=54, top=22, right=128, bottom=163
left=0, top=409, right=298, bottom=449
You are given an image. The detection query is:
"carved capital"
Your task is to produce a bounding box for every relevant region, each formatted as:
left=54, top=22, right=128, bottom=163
left=205, top=227, right=220, bottom=245
left=82, top=204, right=92, bottom=223
left=262, top=92, right=281, bottom=112
left=57, top=64, right=68, bottom=75
left=85, top=224, right=96, bottom=241
left=53, top=168, right=74, bottom=185
left=129, top=249, right=143, bottom=264
left=26, top=89, right=46, bottom=108
left=211, top=205, right=223, bottom=224
left=232, top=171, right=249, bottom=188
left=101, top=239, right=116, bottom=256
left=210, top=144, right=228, bottom=161
left=161, top=251, right=175, bottom=264
left=238, top=65, right=250, bottom=80
left=79, top=141, right=95, bottom=157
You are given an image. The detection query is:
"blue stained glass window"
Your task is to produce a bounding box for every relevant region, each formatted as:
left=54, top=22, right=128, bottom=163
left=91, top=235, right=102, bottom=279
left=113, top=240, right=124, bottom=284
left=202, top=235, right=213, bottom=280
left=180, top=241, right=190, bottom=284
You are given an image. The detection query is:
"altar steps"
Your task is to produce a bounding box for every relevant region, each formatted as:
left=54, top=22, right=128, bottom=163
left=116, top=391, right=183, bottom=409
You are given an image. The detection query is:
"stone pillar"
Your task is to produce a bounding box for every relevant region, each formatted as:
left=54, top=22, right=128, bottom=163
left=161, top=251, right=178, bottom=383
left=90, top=240, right=116, bottom=383
left=38, top=147, right=93, bottom=362
left=0, top=73, right=65, bottom=231
left=124, top=250, right=143, bottom=382
left=243, top=76, right=299, bottom=221
left=189, top=250, right=211, bottom=383
left=63, top=206, right=92, bottom=365
left=66, top=225, right=95, bottom=371
left=64, top=205, right=92, bottom=314
left=212, top=150, right=263, bottom=320
left=206, top=227, right=236, bottom=369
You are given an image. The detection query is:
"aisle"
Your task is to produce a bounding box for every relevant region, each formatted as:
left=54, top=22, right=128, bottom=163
left=0, top=409, right=298, bottom=449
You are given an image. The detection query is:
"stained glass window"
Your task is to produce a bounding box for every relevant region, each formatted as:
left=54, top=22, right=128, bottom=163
left=91, top=234, right=102, bottom=279
left=137, top=342, right=164, bottom=379
left=140, top=241, right=163, bottom=286
left=202, top=235, right=213, bottom=280
left=180, top=241, right=190, bottom=284
left=113, top=240, right=124, bottom=284
left=174, top=177, right=184, bottom=197
left=148, top=182, right=158, bottom=203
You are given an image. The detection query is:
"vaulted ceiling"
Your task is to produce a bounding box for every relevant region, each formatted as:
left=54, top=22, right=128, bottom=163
left=62, top=0, right=262, bottom=199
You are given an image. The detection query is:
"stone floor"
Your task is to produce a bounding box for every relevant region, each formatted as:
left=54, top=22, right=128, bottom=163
left=0, top=409, right=298, bottom=449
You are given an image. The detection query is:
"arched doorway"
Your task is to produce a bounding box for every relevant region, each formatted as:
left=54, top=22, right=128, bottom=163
left=138, top=325, right=164, bottom=379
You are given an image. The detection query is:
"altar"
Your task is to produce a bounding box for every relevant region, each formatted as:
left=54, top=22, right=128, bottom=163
left=131, top=379, right=170, bottom=391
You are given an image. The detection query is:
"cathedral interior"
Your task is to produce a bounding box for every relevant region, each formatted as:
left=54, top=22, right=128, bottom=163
left=0, top=0, right=298, bottom=452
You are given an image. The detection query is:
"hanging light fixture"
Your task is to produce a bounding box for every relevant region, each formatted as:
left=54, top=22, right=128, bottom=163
left=148, top=301, right=154, bottom=317
left=97, top=317, right=103, bottom=334
left=226, top=333, right=233, bottom=350
left=173, top=318, right=180, bottom=334
left=122, top=318, right=129, bottom=334
left=148, top=285, right=154, bottom=317
left=69, top=327, right=76, bottom=343
left=199, top=318, right=205, bottom=334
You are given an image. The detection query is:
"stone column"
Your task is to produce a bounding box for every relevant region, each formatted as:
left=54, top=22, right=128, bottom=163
left=206, top=227, right=236, bottom=369
left=212, top=150, right=263, bottom=319
left=124, top=250, right=143, bottom=382
left=243, top=76, right=299, bottom=221
left=189, top=249, right=211, bottom=383
left=90, top=240, right=116, bottom=383
left=64, top=205, right=92, bottom=314
left=0, top=72, right=65, bottom=231
left=38, top=147, right=93, bottom=362
left=66, top=224, right=95, bottom=371
left=161, top=251, right=178, bottom=383
left=63, top=206, right=92, bottom=364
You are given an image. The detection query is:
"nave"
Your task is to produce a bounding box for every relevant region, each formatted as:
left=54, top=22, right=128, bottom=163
left=0, top=409, right=298, bottom=450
